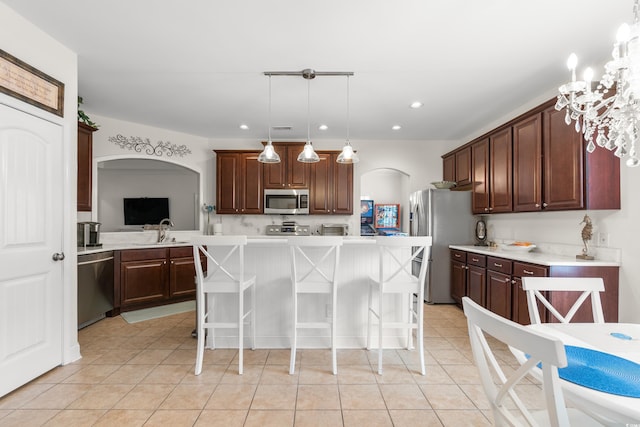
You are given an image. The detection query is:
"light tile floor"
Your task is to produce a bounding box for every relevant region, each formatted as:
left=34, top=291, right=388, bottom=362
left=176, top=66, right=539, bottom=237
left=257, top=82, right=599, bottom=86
left=0, top=303, right=542, bottom=426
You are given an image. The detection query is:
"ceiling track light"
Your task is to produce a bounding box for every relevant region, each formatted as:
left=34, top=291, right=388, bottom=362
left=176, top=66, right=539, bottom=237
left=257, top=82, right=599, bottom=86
left=258, top=75, right=281, bottom=163
left=263, top=68, right=355, bottom=163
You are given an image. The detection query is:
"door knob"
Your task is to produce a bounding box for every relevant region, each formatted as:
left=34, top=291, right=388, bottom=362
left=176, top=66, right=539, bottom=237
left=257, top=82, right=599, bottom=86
left=52, top=252, right=65, bottom=261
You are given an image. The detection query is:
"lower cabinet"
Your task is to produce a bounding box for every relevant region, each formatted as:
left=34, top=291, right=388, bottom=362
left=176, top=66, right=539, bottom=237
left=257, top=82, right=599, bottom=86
left=450, top=249, right=618, bottom=324
left=486, top=256, right=515, bottom=320
left=115, top=246, right=204, bottom=312
left=467, top=254, right=486, bottom=307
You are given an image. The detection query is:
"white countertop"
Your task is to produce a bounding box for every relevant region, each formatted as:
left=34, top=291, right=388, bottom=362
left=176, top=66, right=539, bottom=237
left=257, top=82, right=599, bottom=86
left=449, top=244, right=620, bottom=267
left=78, top=235, right=377, bottom=255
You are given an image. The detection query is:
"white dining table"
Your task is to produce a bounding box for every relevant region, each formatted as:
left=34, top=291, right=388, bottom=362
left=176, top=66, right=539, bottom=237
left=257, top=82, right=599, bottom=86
left=512, top=323, right=640, bottom=426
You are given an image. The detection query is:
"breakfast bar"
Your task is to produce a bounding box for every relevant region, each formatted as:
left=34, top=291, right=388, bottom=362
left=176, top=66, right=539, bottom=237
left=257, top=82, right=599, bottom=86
left=84, top=235, right=419, bottom=349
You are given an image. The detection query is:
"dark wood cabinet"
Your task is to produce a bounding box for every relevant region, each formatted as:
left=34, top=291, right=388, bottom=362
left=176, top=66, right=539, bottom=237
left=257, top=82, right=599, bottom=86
left=471, top=138, right=490, bottom=214
left=309, top=152, right=353, bottom=215
left=467, top=265, right=486, bottom=307
left=215, top=151, right=263, bottom=214
left=511, top=262, right=548, bottom=325
left=115, top=246, right=202, bottom=312
left=442, top=146, right=471, bottom=186
left=77, top=122, right=97, bottom=211
left=450, top=248, right=618, bottom=324
left=489, top=128, right=513, bottom=213
left=263, top=142, right=309, bottom=189
left=487, top=270, right=512, bottom=320
left=542, top=106, right=585, bottom=211
left=542, top=105, right=620, bottom=210
left=119, top=248, right=168, bottom=308
left=443, top=154, right=456, bottom=183
left=169, top=246, right=200, bottom=298
left=472, top=129, right=512, bottom=214
left=451, top=98, right=619, bottom=215
left=450, top=250, right=468, bottom=305
left=513, top=113, right=543, bottom=212
left=455, top=147, right=472, bottom=185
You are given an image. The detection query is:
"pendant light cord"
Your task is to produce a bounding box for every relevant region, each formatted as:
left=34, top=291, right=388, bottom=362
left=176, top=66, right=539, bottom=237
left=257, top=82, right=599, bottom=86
left=346, top=75, right=350, bottom=143
left=307, top=79, right=311, bottom=143
left=268, top=75, right=272, bottom=143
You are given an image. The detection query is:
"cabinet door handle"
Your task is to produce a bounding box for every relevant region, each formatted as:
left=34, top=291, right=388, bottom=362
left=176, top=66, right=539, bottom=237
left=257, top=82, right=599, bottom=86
left=535, top=203, right=540, bottom=208
left=512, top=280, right=517, bottom=285
left=484, top=208, right=489, bottom=212
left=523, top=269, right=534, bottom=275
left=454, top=254, right=461, bottom=258
left=542, top=203, right=548, bottom=208
left=471, top=257, right=479, bottom=262
left=504, top=277, right=510, bottom=283
left=494, top=263, right=503, bottom=268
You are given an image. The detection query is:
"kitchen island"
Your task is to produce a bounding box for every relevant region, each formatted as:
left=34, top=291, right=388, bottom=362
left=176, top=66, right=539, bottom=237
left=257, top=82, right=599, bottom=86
left=81, top=235, right=416, bottom=350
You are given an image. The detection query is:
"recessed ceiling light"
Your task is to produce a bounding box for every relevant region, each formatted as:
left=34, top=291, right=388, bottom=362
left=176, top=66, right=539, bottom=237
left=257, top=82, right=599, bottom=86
left=392, top=125, right=402, bottom=130
left=239, top=124, right=249, bottom=130
left=410, top=101, right=423, bottom=109
left=318, top=124, right=328, bottom=131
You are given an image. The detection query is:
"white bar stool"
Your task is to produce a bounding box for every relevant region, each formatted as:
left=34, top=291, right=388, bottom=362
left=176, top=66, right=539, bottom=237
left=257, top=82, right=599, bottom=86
left=367, top=235, right=432, bottom=375
left=192, top=235, right=256, bottom=375
left=287, top=236, right=343, bottom=375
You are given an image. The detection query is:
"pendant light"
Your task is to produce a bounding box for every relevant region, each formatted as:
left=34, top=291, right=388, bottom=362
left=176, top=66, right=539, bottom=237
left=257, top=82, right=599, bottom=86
left=337, top=75, right=359, bottom=164
left=297, top=78, right=320, bottom=163
left=257, top=75, right=281, bottom=163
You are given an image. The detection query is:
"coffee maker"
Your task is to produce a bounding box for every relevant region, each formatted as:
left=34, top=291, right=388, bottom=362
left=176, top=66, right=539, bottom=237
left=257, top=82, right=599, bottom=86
left=77, top=221, right=102, bottom=248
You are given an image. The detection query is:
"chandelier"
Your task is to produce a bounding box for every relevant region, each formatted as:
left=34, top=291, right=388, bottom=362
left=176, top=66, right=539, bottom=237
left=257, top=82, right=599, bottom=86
left=556, top=0, right=640, bottom=167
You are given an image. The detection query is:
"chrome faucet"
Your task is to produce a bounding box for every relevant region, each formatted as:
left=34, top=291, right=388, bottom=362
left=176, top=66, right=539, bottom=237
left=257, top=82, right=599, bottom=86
left=157, top=218, right=174, bottom=243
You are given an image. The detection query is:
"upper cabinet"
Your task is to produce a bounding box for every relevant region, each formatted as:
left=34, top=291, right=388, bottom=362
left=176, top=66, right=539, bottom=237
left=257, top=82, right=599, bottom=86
left=442, top=146, right=471, bottom=186
left=215, top=145, right=353, bottom=215
left=448, top=98, right=620, bottom=215
left=309, top=152, right=353, bottom=215
left=77, top=122, right=97, bottom=211
left=263, top=142, right=310, bottom=189
left=215, top=150, right=263, bottom=214
left=513, top=113, right=543, bottom=212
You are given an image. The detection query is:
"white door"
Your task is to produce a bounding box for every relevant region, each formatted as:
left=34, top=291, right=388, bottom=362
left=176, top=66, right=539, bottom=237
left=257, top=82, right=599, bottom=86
left=0, top=103, right=64, bottom=397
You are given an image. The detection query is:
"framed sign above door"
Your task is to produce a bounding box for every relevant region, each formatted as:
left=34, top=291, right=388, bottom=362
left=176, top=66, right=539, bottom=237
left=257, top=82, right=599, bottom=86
left=0, top=48, right=64, bottom=117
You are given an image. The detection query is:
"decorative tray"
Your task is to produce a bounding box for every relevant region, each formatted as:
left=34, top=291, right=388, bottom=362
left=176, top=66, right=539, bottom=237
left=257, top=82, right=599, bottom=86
left=431, top=181, right=457, bottom=189
left=499, top=243, right=536, bottom=252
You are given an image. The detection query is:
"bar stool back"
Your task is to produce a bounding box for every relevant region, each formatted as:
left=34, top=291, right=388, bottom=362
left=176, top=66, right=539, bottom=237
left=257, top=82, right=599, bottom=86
left=367, top=235, right=432, bottom=375
left=287, top=236, right=343, bottom=375
left=192, top=235, right=256, bottom=375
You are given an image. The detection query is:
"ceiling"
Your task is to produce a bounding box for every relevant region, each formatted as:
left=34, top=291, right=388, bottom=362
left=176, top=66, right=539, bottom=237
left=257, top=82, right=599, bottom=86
left=3, top=0, right=633, bottom=143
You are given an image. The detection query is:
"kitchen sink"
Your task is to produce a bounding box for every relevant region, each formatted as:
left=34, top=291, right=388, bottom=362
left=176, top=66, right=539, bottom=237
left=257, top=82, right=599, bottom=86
left=131, top=241, right=190, bottom=246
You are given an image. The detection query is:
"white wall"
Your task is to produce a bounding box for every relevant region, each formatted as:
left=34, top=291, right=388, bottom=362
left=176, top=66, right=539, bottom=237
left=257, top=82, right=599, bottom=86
left=0, top=1, right=80, bottom=363
left=98, top=163, right=199, bottom=231
left=85, top=114, right=460, bottom=235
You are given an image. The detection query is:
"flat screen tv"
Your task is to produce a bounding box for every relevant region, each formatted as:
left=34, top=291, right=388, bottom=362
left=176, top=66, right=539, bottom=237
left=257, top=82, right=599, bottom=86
left=123, top=197, right=170, bottom=225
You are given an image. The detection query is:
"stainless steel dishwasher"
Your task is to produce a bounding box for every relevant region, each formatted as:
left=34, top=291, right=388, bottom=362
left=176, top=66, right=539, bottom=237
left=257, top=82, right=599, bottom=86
left=77, top=251, right=114, bottom=329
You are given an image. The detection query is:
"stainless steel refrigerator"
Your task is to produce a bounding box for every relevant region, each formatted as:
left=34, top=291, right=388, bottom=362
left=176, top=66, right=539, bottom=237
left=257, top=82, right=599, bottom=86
left=409, top=189, right=475, bottom=303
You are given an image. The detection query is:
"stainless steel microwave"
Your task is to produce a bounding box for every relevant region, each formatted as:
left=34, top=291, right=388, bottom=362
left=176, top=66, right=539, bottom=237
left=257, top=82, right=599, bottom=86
left=264, top=189, right=309, bottom=215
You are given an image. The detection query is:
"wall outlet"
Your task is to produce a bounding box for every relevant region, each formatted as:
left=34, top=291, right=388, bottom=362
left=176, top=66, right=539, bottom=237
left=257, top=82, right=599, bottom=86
left=597, top=232, right=610, bottom=247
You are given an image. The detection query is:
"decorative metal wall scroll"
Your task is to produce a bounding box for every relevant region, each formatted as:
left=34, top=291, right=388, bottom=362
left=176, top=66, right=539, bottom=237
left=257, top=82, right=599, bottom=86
left=108, top=134, right=191, bottom=157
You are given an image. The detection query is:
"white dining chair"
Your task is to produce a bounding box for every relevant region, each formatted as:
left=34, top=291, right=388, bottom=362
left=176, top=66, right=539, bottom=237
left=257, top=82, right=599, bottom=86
left=462, top=297, right=601, bottom=427
left=521, top=277, right=605, bottom=324
left=367, top=235, right=432, bottom=375
left=288, top=236, right=343, bottom=375
left=192, top=235, right=256, bottom=375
